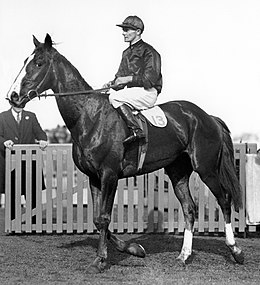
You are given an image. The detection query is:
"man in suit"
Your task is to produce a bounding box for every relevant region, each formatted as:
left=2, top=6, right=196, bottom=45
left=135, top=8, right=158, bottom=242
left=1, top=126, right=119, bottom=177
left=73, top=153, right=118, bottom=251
left=0, top=92, right=48, bottom=220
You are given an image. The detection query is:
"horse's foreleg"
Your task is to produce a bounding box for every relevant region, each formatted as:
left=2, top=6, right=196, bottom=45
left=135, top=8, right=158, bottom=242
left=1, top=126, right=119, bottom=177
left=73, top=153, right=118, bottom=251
left=87, top=173, right=118, bottom=273
left=108, top=231, right=146, bottom=258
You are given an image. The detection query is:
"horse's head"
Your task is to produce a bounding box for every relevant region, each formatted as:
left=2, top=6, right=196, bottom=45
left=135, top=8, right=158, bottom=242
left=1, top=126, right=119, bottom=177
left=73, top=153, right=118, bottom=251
left=7, top=34, right=56, bottom=107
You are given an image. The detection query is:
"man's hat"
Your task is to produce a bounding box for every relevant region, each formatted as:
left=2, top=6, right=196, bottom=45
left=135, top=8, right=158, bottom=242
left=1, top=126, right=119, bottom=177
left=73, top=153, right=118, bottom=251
left=116, top=16, right=144, bottom=32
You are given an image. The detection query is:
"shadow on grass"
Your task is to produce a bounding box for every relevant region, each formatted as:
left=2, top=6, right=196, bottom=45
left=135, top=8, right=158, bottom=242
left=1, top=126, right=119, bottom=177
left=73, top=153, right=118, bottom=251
left=3, top=206, right=239, bottom=268
left=55, top=208, right=238, bottom=267
left=58, top=231, right=235, bottom=268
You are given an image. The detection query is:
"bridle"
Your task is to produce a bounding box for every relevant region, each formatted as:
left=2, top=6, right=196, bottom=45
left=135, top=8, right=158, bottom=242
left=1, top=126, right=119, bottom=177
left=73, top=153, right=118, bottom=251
left=26, top=57, right=55, bottom=101
left=26, top=55, right=114, bottom=102
left=7, top=51, right=115, bottom=107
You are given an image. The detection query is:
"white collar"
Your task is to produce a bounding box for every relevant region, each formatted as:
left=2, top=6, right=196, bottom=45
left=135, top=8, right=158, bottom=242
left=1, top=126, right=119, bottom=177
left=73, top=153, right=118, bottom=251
left=11, top=108, right=22, bottom=119
left=130, top=38, right=142, bottom=46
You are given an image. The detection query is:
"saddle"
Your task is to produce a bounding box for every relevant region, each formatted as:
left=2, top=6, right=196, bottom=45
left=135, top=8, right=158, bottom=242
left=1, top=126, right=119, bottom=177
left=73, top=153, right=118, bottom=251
left=133, top=106, right=167, bottom=172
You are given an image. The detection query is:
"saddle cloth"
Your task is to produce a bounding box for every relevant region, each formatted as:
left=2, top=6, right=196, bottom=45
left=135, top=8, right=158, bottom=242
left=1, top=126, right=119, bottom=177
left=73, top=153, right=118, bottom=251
left=134, top=106, right=167, bottom=172
left=140, top=106, right=167, bottom=127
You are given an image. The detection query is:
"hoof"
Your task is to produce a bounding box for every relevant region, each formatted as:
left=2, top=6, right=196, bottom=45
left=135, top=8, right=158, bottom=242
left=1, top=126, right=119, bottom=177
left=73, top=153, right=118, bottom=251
left=232, top=251, right=245, bottom=264
left=227, top=244, right=245, bottom=264
left=176, top=254, right=187, bottom=266
left=86, top=264, right=103, bottom=274
left=125, top=243, right=146, bottom=258
left=176, top=250, right=192, bottom=266
left=86, top=257, right=107, bottom=274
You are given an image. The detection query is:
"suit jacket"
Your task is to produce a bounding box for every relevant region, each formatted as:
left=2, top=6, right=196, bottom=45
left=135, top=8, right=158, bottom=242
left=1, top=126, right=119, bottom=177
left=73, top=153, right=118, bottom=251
left=0, top=108, right=47, bottom=193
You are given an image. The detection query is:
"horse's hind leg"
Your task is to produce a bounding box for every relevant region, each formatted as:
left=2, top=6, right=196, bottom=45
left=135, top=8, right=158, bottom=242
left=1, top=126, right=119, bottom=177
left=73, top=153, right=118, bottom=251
left=200, top=172, right=244, bottom=264
left=165, top=153, right=194, bottom=264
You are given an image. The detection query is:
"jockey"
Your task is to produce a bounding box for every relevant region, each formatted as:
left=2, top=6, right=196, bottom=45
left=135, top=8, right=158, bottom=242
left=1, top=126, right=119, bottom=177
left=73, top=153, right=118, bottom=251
left=105, top=15, right=162, bottom=144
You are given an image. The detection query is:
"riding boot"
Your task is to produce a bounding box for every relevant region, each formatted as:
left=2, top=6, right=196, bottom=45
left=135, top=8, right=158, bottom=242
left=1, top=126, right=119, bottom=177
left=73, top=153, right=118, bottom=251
left=116, top=104, right=145, bottom=144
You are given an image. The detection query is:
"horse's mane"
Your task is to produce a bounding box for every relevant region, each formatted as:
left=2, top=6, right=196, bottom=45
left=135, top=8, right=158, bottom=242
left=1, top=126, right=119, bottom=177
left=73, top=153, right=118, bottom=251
left=53, top=48, right=93, bottom=91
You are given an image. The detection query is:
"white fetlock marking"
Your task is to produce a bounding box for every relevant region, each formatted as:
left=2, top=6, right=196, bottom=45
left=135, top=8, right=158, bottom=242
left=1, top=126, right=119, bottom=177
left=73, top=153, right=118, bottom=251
left=180, top=229, right=193, bottom=258
left=233, top=246, right=242, bottom=254
left=225, top=223, right=236, bottom=246
left=139, top=244, right=145, bottom=252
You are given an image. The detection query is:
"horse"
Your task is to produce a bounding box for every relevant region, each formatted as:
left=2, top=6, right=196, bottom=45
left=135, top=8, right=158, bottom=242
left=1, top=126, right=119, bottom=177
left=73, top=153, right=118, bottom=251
left=11, top=33, right=244, bottom=272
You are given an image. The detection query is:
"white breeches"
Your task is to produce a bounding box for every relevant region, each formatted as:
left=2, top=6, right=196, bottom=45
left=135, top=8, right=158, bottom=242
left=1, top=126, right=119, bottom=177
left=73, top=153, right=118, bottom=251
left=109, top=87, right=158, bottom=110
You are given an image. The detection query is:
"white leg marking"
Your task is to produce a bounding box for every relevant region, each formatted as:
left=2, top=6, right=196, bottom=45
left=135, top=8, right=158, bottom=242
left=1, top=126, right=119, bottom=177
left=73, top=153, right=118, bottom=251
left=182, top=229, right=193, bottom=252
left=179, top=229, right=193, bottom=261
left=225, top=223, right=236, bottom=246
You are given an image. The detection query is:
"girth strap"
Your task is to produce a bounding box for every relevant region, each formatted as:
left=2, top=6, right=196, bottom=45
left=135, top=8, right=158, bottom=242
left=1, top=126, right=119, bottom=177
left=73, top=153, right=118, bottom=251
left=136, top=114, right=149, bottom=173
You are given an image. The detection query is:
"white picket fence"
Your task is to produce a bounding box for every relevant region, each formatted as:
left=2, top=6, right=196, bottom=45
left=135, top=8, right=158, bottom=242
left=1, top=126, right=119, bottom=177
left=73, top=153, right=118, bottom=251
left=4, top=143, right=257, bottom=234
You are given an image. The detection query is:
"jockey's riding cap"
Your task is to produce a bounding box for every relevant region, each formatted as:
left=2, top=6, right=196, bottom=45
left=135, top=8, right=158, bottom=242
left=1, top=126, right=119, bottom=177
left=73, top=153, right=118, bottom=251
left=116, top=16, right=144, bottom=32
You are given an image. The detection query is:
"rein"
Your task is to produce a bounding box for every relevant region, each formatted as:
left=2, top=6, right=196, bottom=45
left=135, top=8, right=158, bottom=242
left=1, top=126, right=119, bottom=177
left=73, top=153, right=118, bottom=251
left=37, top=86, right=113, bottom=98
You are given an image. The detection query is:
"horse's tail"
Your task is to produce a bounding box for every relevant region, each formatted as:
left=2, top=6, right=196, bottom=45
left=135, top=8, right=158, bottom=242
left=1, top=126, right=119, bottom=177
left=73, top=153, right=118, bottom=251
left=213, top=116, right=242, bottom=211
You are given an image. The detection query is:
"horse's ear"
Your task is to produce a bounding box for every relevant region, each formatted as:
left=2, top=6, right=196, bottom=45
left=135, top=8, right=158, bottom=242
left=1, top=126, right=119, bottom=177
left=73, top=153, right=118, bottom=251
left=33, top=35, right=40, bottom=48
left=44, top=33, right=53, bottom=50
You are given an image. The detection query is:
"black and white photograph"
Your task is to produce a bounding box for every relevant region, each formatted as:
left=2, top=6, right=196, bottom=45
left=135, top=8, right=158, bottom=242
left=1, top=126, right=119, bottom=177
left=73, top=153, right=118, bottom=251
left=0, top=0, right=259, bottom=284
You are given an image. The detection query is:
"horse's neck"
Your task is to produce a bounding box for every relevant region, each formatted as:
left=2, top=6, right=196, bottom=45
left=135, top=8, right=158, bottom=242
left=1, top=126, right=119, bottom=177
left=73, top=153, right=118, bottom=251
left=53, top=56, right=94, bottom=129
left=54, top=57, right=92, bottom=93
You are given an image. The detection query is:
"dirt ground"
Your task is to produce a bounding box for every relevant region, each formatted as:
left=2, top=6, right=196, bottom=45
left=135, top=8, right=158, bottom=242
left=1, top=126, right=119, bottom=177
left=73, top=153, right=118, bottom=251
left=0, top=208, right=259, bottom=285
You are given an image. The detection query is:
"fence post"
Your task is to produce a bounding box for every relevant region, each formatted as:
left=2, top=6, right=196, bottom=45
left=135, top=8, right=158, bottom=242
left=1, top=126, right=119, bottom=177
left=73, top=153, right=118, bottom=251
left=66, top=147, right=74, bottom=233
left=5, top=149, right=12, bottom=233
left=147, top=172, right=155, bottom=232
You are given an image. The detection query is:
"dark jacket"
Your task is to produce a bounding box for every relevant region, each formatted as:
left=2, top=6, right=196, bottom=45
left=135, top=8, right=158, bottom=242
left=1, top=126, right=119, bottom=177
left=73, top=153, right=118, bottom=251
left=114, top=39, right=162, bottom=94
left=0, top=109, right=47, bottom=193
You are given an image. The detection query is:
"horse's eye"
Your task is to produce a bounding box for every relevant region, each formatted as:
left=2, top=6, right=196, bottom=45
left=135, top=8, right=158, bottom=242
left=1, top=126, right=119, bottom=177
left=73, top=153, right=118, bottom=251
left=36, top=62, right=43, bottom=68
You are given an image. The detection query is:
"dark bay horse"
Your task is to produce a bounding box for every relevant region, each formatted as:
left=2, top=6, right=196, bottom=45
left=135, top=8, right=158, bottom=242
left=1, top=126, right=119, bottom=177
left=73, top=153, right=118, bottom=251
left=12, top=34, right=244, bottom=272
